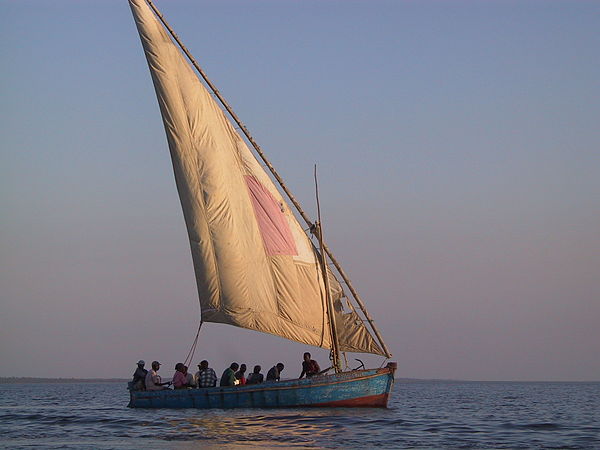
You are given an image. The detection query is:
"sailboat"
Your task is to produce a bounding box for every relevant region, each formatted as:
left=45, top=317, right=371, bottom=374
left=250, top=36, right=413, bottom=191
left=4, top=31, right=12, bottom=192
left=127, top=0, right=396, bottom=409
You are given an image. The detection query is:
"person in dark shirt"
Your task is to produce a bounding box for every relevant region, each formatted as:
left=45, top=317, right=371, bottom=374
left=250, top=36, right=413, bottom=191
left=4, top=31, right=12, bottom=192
left=220, top=362, right=239, bottom=387
left=299, top=352, right=321, bottom=378
left=235, top=364, right=247, bottom=385
left=266, top=363, right=284, bottom=381
left=131, top=360, right=148, bottom=390
left=246, top=365, right=264, bottom=385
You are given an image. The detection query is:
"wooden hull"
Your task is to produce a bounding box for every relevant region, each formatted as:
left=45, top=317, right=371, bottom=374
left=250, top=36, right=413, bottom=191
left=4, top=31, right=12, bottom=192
left=128, top=365, right=396, bottom=409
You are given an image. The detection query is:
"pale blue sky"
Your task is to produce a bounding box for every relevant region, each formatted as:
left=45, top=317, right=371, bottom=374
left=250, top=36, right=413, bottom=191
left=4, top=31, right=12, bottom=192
left=1, top=0, right=599, bottom=381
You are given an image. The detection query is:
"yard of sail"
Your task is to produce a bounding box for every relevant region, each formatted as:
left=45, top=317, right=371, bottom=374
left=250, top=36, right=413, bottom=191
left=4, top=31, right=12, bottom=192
left=130, top=0, right=384, bottom=356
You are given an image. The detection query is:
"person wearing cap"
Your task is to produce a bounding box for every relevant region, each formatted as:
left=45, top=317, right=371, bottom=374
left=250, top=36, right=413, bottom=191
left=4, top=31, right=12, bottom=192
left=131, top=360, right=147, bottom=391
left=145, top=361, right=170, bottom=391
left=195, top=360, right=217, bottom=388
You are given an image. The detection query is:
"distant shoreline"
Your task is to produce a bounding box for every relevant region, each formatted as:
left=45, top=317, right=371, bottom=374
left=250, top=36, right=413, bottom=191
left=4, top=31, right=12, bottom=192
left=0, top=377, right=597, bottom=384
left=0, top=377, right=128, bottom=384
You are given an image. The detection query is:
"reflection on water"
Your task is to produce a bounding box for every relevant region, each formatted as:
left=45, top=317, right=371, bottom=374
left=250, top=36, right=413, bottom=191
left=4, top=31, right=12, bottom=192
left=168, top=409, right=386, bottom=446
left=137, top=405, right=393, bottom=447
left=1, top=381, right=599, bottom=449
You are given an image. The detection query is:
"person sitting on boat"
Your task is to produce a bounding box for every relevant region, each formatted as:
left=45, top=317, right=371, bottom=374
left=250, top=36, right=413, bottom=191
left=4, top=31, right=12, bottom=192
left=145, top=361, right=170, bottom=390
left=183, top=365, right=196, bottom=388
left=195, top=360, right=217, bottom=388
left=172, top=363, right=191, bottom=389
left=246, top=365, right=264, bottom=385
left=130, top=360, right=147, bottom=391
left=266, top=363, right=284, bottom=381
left=235, top=364, right=247, bottom=385
left=220, top=362, right=239, bottom=387
left=299, top=352, right=321, bottom=378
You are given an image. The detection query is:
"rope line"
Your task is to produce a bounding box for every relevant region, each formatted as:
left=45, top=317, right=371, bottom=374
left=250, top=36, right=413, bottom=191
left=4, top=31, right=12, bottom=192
left=183, top=320, right=203, bottom=367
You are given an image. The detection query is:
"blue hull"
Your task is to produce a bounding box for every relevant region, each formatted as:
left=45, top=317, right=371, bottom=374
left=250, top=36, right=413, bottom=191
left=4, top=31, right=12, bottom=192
left=128, top=365, right=396, bottom=409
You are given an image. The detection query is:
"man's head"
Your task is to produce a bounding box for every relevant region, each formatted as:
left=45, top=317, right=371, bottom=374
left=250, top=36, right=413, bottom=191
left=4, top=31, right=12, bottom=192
left=253, top=365, right=261, bottom=374
left=303, top=352, right=311, bottom=362
left=239, top=364, right=246, bottom=372
left=230, top=362, right=239, bottom=371
left=175, top=362, right=184, bottom=372
left=276, top=363, right=284, bottom=371
left=151, top=361, right=161, bottom=371
left=137, top=360, right=145, bottom=367
left=198, top=360, right=208, bottom=370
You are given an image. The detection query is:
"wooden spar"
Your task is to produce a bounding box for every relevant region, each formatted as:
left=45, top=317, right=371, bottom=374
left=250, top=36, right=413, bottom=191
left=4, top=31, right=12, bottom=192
left=143, top=0, right=391, bottom=359
left=314, top=165, right=342, bottom=373
left=321, top=242, right=392, bottom=358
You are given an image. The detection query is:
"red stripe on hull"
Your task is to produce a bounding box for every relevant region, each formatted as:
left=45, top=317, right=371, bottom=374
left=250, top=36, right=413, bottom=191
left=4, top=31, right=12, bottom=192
left=308, top=393, right=389, bottom=408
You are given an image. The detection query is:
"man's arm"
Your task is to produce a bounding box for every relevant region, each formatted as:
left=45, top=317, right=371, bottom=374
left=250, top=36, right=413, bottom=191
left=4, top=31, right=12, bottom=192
left=299, top=361, right=307, bottom=378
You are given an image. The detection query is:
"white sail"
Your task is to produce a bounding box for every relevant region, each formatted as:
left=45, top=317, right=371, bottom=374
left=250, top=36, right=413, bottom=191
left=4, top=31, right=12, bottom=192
left=129, top=0, right=384, bottom=356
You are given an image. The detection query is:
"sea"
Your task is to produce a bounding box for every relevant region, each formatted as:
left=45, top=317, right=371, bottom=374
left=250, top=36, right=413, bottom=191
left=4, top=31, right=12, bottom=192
left=1, top=381, right=598, bottom=449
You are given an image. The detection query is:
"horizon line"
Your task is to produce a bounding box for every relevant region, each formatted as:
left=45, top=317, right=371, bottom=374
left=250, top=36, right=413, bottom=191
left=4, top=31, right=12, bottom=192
left=1, top=376, right=598, bottom=384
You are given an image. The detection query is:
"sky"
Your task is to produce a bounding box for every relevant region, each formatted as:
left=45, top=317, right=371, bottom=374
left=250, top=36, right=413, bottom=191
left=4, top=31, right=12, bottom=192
left=1, top=0, right=599, bottom=382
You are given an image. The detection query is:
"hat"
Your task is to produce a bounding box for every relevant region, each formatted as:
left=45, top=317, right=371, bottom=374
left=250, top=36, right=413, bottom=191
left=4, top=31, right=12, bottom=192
left=137, top=360, right=145, bottom=365
left=152, top=360, right=161, bottom=366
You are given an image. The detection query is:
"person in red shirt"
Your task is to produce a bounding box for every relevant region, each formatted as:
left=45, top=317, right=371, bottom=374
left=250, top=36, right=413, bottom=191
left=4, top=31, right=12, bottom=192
left=299, top=352, right=321, bottom=378
left=235, top=364, right=247, bottom=385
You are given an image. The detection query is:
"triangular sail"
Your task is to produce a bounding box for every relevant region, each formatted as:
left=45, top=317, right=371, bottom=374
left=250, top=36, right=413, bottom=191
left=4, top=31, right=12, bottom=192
left=129, top=0, right=384, bottom=356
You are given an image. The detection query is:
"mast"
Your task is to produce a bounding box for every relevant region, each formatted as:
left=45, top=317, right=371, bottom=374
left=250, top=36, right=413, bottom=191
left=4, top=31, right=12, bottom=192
left=314, top=166, right=342, bottom=373
left=143, top=0, right=391, bottom=359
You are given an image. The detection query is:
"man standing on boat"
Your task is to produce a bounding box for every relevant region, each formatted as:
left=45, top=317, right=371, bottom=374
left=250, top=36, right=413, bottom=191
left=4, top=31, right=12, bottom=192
left=299, top=352, right=321, bottom=378
left=145, top=361, right=170, bottom=390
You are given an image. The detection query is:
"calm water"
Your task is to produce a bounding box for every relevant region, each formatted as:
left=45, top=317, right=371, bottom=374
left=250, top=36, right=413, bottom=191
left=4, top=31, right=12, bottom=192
left=1, top=381, right=598, bottom=449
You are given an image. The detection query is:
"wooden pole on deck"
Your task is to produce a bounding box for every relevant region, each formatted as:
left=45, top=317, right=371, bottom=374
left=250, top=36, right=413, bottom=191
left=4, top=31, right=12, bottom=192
left=314, top=165, right=342, bottom=373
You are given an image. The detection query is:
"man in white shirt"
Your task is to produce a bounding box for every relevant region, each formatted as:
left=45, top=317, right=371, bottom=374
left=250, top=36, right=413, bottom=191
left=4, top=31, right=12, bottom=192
left=145, top=361, right=170, bottom=391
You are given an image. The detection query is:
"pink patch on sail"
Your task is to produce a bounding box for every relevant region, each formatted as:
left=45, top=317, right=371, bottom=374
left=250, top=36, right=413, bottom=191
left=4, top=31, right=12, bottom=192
left=245, top=175, right=298, bottom=256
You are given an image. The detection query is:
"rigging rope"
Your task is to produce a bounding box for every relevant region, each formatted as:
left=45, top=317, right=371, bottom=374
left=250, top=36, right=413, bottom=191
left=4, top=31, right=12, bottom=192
left=183, top=320, right=203, bottom=367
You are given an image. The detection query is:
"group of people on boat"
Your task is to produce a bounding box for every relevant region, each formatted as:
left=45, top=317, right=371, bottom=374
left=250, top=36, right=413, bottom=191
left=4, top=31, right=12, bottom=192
left=129, top=352, right=322, bottom=391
